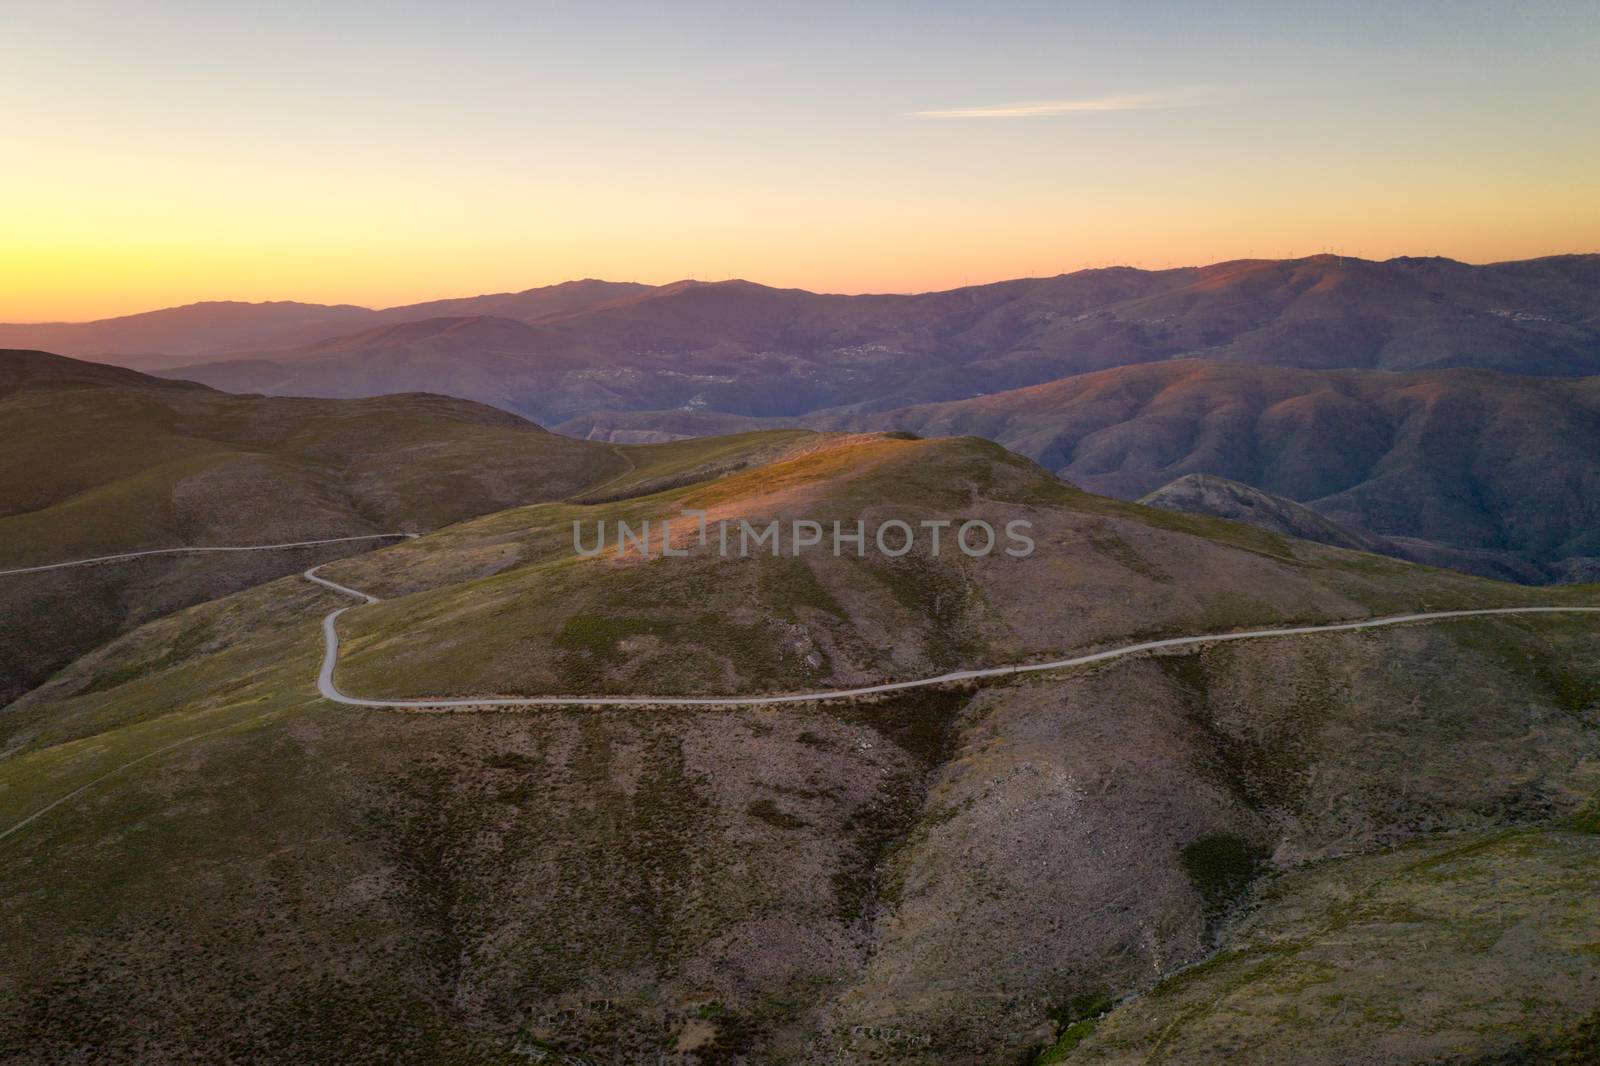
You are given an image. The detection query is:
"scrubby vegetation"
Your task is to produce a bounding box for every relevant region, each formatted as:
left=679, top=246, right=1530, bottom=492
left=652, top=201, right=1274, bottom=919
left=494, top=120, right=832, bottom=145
left=1066, top=830, right=1600, bottom=1064
left=3, top=419, right=1599, bottom=1063
left=1179, top=834, right=1265, bottom=917
left=1034, top=993, right=1114, bottom=1064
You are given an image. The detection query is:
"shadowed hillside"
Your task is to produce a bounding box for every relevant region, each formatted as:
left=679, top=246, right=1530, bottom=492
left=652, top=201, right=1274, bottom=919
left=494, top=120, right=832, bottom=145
left=0, top=281, right=650, bottom=369
left=1139, top=473, right=1389, bottom=553
left=0, top=351, right=623, bottom=558
left=817, top=360, right=1600, bottom=581
left=1138, top=474, right=1553, bottom=583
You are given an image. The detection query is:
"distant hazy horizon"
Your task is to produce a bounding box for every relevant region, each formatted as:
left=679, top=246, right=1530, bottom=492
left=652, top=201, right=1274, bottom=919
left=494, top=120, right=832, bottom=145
left=6, top=1, right=1598, bottom=320
left=6, top=249, right=1600, bottom=325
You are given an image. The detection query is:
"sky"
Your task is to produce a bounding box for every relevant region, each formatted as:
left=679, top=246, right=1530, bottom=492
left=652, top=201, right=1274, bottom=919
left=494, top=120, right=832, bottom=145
left=3, top=1, right=1598, bottom=321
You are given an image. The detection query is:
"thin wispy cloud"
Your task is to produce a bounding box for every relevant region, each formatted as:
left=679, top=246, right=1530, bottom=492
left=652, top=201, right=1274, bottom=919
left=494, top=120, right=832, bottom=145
left=911, top=86, right=1225, bottom=119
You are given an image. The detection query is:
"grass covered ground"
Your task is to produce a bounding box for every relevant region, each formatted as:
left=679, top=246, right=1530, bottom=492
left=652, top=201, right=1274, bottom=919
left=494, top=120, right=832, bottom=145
left=1059, top=827, right=1600, bottom=1064
left=323, top=432, right=1600, bottom=704
left=0, top=349, right=819, bottom=704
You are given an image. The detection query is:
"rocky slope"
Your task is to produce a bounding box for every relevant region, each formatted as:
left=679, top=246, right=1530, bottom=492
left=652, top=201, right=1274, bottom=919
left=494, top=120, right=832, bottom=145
left=3, top=431, right=1597, bottom=1063
left=1139, top=473, right=1388, bottom=553
left=1138, top=473, right=1549, bottom=583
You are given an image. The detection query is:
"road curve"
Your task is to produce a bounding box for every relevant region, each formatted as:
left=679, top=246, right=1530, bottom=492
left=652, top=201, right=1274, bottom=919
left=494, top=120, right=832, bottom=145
left=305, top=563, right=1600, bottom=709
left=3, top=542, right=1597, bottom=845
left=0, top=533, right=418, bottom=577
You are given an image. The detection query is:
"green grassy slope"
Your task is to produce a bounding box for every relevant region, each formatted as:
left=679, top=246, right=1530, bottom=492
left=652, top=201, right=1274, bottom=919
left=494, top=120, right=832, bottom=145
left=1058, top=827, right=1600, bottom=1065
left=324, top=433, right=1598, bottom=703
left=0, top=350, right=623, bottom=564
left=0, top=348, right=813, bottom=706
left=0, top=349, right=615, bottom=707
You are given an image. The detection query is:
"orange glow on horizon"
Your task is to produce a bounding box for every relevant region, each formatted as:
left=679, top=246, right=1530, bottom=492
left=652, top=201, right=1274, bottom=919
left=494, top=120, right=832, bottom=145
left=6, top=4, right=1598, bottom=322
left=7, top=147, right=1596, bottom=320
left=9, top=209, right=1598, bottom=323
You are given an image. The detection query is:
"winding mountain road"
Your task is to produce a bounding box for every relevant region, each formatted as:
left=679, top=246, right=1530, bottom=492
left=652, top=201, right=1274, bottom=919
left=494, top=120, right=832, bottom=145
left=0, top=533, right=415, bottom=843
left=4, top=533, right=1597, bottom=708
left=4, top=535, right=1598, bottom=844
left=305, top=562, right=1600, bottom=709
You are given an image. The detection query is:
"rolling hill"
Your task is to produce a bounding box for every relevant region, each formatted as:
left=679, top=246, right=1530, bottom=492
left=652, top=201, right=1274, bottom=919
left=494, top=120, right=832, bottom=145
left=2, top=429, right=1598, bottom=1063
left=1138, top=474, right=1554, bottom=583
left=0, top=349, right=806, bottom=706
left=817, top=360, right=1600, bottom=582
left=0, top=352, right=825, bottom=710
left=0, top=349, right=616, bottom=705
left=0, top=281, right=650, bottom=369
left=0, top=350, right=623, bottom=557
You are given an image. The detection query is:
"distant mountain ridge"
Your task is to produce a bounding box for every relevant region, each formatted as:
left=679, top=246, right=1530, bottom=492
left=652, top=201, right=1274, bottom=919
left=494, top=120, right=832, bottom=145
left=0, top=280, right=649, bottom=368
left=0, top=301, right=375, bottom=367
left=5, top=254, right=1597, bottom=400
left=12, top=254, right=1599, bottom=585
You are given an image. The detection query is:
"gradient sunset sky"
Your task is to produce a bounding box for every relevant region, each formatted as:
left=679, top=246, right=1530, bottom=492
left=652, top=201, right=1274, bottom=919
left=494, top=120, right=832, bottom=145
left=5, top=1, right=1598, bottom=321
